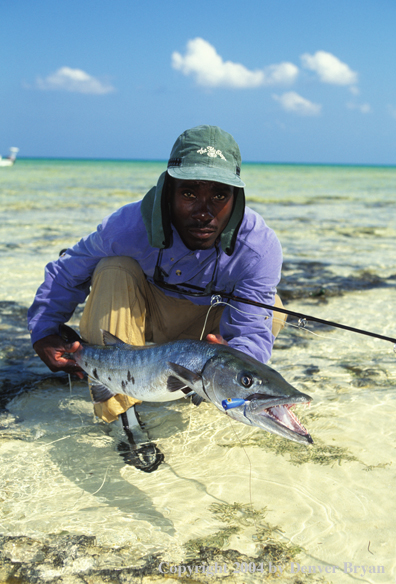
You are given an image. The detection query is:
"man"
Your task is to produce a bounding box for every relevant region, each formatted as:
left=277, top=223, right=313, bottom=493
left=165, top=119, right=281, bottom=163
left=28, top=125, right=285, bottom=471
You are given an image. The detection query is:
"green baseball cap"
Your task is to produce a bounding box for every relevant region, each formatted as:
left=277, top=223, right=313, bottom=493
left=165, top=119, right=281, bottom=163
left=167, top=125, right=245, bottom=188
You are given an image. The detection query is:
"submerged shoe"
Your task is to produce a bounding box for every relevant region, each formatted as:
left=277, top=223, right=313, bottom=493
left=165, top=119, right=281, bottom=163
left=117, top=441, right=164, bottom=472
left=116, top=408, right=164, bottom=472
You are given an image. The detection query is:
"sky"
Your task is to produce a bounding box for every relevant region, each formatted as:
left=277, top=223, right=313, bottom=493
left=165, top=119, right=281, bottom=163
left=1, top=0, right=395, bottom=164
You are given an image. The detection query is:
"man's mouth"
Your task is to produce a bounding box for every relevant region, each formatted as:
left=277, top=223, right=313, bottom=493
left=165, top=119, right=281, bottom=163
left=188, top=227, right=216, bottom=239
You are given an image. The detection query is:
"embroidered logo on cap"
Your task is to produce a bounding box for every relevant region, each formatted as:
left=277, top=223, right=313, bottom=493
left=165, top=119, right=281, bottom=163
left=197, top=146, right=226, bottom=160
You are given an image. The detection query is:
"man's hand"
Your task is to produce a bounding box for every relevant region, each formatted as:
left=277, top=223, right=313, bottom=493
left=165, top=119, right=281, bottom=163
left=33, top=334, right=84, bottom=378
left=206, top=333, right=228, bottom=346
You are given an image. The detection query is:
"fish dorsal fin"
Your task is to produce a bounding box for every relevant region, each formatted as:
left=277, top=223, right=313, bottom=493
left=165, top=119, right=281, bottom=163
left=60, top=324, right=83, bottom=343
left=167, top=362, right=202, bottom=392
left=101, top=330, right=130, bottom=348
left=90, top=380, right=115, bottom=404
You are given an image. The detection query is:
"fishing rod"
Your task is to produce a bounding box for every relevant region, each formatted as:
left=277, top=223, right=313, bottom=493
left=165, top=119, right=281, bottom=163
left=214, top=292, right=396, bottom=347
left=153, top=269, right=396, bottom=347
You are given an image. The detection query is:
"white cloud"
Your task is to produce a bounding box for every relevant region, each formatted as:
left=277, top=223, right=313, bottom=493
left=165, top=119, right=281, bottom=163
left=35, top=67, right=115, bottom=94
left=301, top=51, right=358, bottom=85
left=388, top=106, right=396, bottom=120
left=349, top=86, right=360, bottom=96
left=273, top=91, right=321, bottom=116
left=347, top=102, right=371, bottom=114
left=172, top=38, right=298, bottom=88
left=360, top=103, right=371, bottom=114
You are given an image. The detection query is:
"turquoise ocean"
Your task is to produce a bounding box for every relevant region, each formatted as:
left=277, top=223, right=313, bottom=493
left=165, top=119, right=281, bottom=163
left=1, top=159, right=396, bottom=583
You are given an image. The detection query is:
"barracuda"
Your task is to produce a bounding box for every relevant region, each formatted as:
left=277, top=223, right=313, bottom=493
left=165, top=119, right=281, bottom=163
left=63, top=326, right=313, bottom=445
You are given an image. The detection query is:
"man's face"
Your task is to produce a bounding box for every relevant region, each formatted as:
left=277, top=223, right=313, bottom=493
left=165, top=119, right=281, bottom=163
left=169, top=178, right=235, bottom=251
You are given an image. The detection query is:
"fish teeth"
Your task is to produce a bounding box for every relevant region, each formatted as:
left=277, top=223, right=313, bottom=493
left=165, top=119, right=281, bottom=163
left=265, top=404, right=309, bottom=435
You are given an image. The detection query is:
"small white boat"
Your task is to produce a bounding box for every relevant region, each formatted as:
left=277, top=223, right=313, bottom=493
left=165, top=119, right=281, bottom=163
left=0, top=147, right=19, bottom=167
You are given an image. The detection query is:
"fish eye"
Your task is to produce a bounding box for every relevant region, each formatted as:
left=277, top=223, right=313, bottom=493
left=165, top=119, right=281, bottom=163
left=240, top=373, right=253, bottom=388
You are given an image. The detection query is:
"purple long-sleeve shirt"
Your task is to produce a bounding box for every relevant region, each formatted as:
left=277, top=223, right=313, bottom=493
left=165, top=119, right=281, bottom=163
left=28, top=201, right=282, bottom=363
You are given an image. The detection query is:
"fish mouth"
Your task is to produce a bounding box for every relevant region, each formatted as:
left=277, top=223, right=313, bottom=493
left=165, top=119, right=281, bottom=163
left=247, top=395, right=313, bottom=444
left=262, top=403, right=313, bottom=444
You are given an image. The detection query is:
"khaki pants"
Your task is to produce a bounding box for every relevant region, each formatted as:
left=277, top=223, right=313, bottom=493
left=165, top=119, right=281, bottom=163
left=80, top=256, right=286, bottom=422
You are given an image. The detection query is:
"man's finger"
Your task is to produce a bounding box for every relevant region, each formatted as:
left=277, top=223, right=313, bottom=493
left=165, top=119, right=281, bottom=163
left=206, top=333, right=228, bottom=346
left=64, top=341, right=81, bottom=353
left=59, top=358, right=84, bottom=377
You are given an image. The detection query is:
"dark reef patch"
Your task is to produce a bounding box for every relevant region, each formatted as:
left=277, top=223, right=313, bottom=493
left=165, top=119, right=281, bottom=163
left=0, top=504, right=333, bottom=583
left=0, top=301, right=84, bottom=409
left=279, top=261, right=396, bottom=301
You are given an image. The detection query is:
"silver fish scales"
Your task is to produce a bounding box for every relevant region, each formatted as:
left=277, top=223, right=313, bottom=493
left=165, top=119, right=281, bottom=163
left=63, top=326, right=313, bottom=445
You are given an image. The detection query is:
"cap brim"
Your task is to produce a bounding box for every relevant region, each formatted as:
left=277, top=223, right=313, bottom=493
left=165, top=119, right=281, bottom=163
left=167, top=166, right=245, bottom=188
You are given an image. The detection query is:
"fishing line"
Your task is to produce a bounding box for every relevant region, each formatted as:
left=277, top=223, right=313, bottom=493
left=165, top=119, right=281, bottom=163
left=199, top=299, right=270, bottom=341
left=227, top=418, right=254, bottom=505
left=226, top=417, right=261, bottom=538
left=38, top=435, right=71, bottom=449
left=181, top=405, right=194, bottom=455
left=273, top=316, right=345, bottom=343
left=91, top=465, right=111, bottom=495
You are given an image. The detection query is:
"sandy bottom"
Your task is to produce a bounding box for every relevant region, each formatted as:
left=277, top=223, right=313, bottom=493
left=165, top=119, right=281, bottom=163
left=1, top=289, right=395, bottom=583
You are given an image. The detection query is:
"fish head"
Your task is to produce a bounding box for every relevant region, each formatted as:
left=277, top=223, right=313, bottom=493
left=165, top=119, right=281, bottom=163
left=202, top=347, right=313, bottom=445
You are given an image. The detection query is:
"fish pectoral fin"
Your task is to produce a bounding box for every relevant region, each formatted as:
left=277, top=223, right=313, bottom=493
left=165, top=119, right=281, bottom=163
left=101, top=330, right=131, bottom=348
left=167, top=376, right=190, bottom=393
left=181, top=389, right=204, bottom=406
left=191, top=393, right=204, bottom=406
left=167, top=378, right=205, bottom=406
left=167, top=362, right=203, bottom=392
left=90, top=380, right=116, bottom=404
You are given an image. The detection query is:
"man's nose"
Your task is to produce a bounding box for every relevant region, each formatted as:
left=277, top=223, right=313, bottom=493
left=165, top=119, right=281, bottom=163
left=191, top=199, right=214, bottom=221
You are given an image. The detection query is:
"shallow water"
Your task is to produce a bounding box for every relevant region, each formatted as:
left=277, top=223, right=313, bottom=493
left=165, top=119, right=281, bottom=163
left=1, top=160, right=396, bottom=583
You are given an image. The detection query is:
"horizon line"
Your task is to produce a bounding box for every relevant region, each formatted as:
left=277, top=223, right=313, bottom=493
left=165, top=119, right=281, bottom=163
left=16, top=156, right=396, bottom=169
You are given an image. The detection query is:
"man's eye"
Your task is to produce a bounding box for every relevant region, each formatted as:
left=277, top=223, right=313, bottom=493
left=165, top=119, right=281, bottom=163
left=182, top=191, right=195, bottom=198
